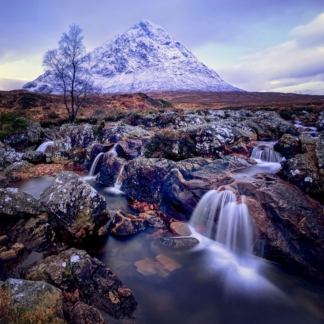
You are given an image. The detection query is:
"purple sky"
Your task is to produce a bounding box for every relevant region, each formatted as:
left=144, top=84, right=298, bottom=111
left=0, top=0, right=324, bottom=91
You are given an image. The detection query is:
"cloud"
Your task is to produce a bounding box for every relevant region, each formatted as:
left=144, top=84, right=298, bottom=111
left=0, top=78, right=26, bottom=91
left=218, top=13, right=324, bottom=91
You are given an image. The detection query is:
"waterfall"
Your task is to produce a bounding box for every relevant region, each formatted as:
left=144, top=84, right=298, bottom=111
left=190, top=190, right=256, bottom=255
left=114, top=165, right=125, bottom=190
left=36, top=141, right=53, bottom=152
left=250, top=145, right=282, bottom=162
left=89, top=153, right=104, bottom=176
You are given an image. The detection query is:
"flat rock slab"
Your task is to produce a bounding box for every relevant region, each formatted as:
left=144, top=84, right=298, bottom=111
left=158, top=237, right=199, bottom=250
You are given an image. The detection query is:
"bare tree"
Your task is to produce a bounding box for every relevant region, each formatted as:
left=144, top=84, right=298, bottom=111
left=43, top=24, right=98, bottom=122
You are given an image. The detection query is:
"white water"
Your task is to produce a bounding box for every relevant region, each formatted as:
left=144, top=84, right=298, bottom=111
left=89, top=152, right=104, bottom=176
left=294, top=121, right=319, bottom=139
left=108, top=143, right=118, bottom=157
left=250, top=143, right=282, bottom=163
left=190, top=190, right=256, bottom=256
left=36, top=141, right=53, bottom=152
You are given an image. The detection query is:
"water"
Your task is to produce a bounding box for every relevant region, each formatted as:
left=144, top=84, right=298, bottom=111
left=294, top=120, right=319, bottom=139
left=250, top=142, right=282, bottom=163
left=11, top=176, right=324, bottom=324
left=36, top=141, right=53, bottom=152
left=89, top=152, right=104, bottom=176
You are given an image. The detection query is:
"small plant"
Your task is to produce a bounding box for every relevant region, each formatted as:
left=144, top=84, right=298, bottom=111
left=0, top=112, right=28, bottom=140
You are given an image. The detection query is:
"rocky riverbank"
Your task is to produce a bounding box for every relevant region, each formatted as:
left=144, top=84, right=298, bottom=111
left=1, top=107, right=324, bottom=322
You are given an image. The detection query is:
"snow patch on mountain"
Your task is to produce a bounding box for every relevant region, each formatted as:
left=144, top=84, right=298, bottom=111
left=269, top=81, right=324, bottom=95
left=23, top=20, right=243, bottom=93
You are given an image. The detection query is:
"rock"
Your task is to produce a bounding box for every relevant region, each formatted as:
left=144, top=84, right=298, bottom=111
left=24, top=248, right=138, bottom=320
left=0, top=235, right=9, bottom=246
left=0, top=144, right=23, bottom=166
left=299, top=133, right=317, bottom=158
left=40, top=171, right=109, bottom=242
left=70, top=302, right=105, bottom=324
left=157, top=237, right=199, bottom=250
left=139, top=210, right=168, bottom=229
left=6, top=213, right=55, bottom=252
left=96, top=156, right=126, bottom=186
left=22, top=150, right=44, bottom=164
left=116, top=139, right=143, bottom=160
left=0, top=188, right=43, bottom=218
left=0, top=243, right=24, bottom=262
left=108, top=211, right=147, bottom=236
left=232, top=173, right=324, bottom=280
left=102, top=124, right=153, bottom=143
left=3, top=121, right=42, bottom=150
left=4, top=278, right=64, bottom=319
left=134, top=254, right=181, bottom=277
left=274, top=134, right=300, bottom=159
left=170, top=222, right=192, bottom=236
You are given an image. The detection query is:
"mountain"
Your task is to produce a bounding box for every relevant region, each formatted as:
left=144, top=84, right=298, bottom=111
left=269, top=81, right=324, bottom=95
left=23, top=20, right=243, bottom=94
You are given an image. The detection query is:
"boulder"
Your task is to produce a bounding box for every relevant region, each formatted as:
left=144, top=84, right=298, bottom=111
left=108, top=211, right=147, bottom=236
left=170, top=222, right=191, bottom=236
left=70, top=302, right=105, bottom=324
left=24, top=248, right=138, bottom=320
left=3, top=121, right=42, bottom=150
left=116, top=139, right=143, bottom=160
left=0, top=188, right=43, bottom=219
left=22, top=150, right=45, bottom=164
left=102, top=124, right=153, bottom=143
left=0, top=243, right=24, bottom=262
left=157, top=237, right=199, bottom=250
left=231, top=173, right=324, bottom=280
left=4, top=278, right=64, bottom=319
left=274, top=134, right=300, bottom=159
left=40, top=171, right=109, bottom=241
left=96, top=156, right=126, bottom=186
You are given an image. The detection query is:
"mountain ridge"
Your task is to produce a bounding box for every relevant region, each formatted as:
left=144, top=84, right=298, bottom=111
left=23, top=20, right=244, bottom=94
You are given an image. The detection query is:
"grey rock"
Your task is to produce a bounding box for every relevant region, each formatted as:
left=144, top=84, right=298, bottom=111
left=22, top=150, right=44, bottom=164
left=158, top=237, right=199, bottom=249
left=40, top=171, right=109, bottom=241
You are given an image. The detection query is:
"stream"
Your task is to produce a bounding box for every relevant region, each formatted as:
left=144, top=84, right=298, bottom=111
left=11, top=138, right=324, bottom=324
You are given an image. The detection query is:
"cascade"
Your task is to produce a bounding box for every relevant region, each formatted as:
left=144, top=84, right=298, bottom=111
left=36, top=141, right=53, bottom=152
left=190, top=190, right=256, bottom=255
left=89, top=153, right=104, bottom=176
left=108, top=143, right=118, bottom=157
left=250, top=144, right=282, bottom=162
left=114, top=165, right=125, bottom=190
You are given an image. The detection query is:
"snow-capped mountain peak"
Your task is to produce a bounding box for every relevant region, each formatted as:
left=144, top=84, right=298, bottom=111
left=23, top=20, right=243, bottom=93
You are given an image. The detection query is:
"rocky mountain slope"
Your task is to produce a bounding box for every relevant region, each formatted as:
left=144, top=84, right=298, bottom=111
left=23, top=20, right=243, bottom=94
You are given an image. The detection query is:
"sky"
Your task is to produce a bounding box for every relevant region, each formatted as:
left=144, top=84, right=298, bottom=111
left=0, top=0, right=324, bottom=92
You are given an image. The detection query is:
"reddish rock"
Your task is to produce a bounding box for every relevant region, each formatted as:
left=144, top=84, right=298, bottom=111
left=170, top=222, right=191, bottom=236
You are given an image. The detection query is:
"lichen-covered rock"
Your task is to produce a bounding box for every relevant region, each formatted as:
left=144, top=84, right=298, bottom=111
left=4, top=278, right=64, bottom=319
left=116, top=139, right=143, bottom=160
left=40, top=171, right=109, bottom=241
left=102, top=124, right=153, bottom=143
left=22, top=150, right=45, bottom=164
left=108, top=210, right=147, bottom=236
left=274, top=134, right=300, bottom=159
left=24, top=248, right=138, bottom=320
left=70, top=302, right=105, bottom=324
left=96, top=156, right=126, bottom=186
left=0, top=188, right=43, bottom=218
left=0, top=242, right=24, bottom=262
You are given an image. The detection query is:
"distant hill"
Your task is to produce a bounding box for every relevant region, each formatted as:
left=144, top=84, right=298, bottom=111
left=23, top=20, right=243, bottom=94
left=269, top=81, right=324, bottom=95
